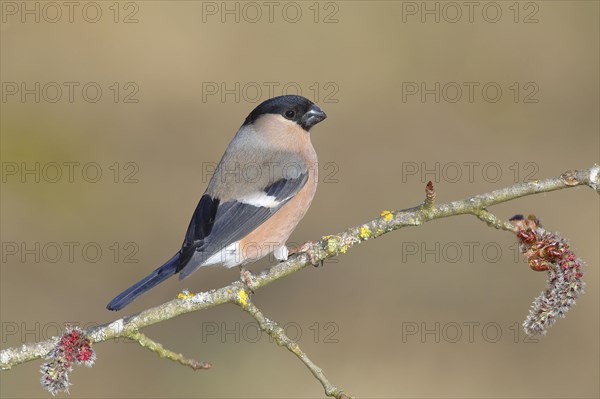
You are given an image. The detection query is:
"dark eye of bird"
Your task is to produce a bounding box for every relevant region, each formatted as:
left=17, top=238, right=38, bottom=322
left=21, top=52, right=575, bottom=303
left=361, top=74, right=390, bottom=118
left=284, top=110, right=295, bottom=119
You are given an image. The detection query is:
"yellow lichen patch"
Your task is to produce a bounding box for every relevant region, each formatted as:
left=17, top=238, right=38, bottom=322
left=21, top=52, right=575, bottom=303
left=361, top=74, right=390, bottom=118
left=325, top=236, right=339, bottom=254
left=359, top=226, right=371, bottom=240
left=380, top=210, right=393, bottom=221
left=237, top=289, right=249, bottom=307
left=177, top=290, right=195, bottom=300
left=340, top=244, right=348, bottom=254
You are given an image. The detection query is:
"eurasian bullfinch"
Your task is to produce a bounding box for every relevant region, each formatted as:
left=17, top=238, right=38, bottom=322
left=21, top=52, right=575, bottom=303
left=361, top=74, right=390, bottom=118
left=107, top=95, right=326, bottom=311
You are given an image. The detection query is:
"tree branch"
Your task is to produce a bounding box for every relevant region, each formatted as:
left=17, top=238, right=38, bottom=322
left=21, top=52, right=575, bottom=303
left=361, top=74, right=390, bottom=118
left=127, top=331, right=212, bottom=371
left=1, top=164, right=598, bottom=397
left=235, top=290, right=350, bottom=398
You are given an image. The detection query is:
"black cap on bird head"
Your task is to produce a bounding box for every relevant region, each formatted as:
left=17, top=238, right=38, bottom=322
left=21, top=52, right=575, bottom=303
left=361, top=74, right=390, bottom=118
left=243, top=95, right=327, bottom=131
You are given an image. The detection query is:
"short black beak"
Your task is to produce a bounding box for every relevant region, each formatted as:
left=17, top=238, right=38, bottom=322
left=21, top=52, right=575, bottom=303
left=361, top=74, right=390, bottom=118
left=301, top=104, right=327, bottom=130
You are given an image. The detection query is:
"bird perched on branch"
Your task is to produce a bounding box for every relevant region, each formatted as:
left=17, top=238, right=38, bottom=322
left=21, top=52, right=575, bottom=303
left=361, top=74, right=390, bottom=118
left=107, top=95, right=327, bottom=311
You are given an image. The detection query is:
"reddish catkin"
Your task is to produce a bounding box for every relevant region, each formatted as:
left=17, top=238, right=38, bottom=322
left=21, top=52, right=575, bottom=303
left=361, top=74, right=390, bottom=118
left=510, top=215, right=586, bottom=336
left=40, top=327, right=95, bottom=395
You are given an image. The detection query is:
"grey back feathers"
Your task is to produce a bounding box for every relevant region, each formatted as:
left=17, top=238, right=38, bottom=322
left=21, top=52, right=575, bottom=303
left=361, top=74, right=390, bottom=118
left=206, top=124, right=308, bottom=202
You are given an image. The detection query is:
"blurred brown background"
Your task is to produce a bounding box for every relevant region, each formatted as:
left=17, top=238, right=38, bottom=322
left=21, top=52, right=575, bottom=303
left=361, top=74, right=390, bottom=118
left=1, top=1, right=598, bottom=398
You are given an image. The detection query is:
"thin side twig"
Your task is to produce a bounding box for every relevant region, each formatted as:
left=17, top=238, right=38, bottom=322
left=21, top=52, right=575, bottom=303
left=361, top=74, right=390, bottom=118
left=235, top=289, right=350, bottom=399
left=128, top=331, right=212, bottom=370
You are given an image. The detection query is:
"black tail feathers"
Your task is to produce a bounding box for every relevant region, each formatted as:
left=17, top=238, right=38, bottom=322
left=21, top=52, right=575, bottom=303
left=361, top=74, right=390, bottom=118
left=106, top=253, right=180, bottom=311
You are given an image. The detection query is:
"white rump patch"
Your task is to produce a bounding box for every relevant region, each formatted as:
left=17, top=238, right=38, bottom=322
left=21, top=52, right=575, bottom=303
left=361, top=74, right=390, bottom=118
left=202, top=242, right=241, bottom=268
left=239, top=192, right=280, bottom=208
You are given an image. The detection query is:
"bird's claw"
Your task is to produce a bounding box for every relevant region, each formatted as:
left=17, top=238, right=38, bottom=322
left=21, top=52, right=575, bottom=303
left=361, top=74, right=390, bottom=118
left=297, top=241, right=324, bottom=267
left=239, top=267, right=255, bottom=293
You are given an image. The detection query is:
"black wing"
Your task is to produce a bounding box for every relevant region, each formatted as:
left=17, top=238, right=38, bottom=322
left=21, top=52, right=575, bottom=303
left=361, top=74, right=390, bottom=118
left=177, top=194, right=219, bottom=271
left=177, top=172, right=308, bottom=278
